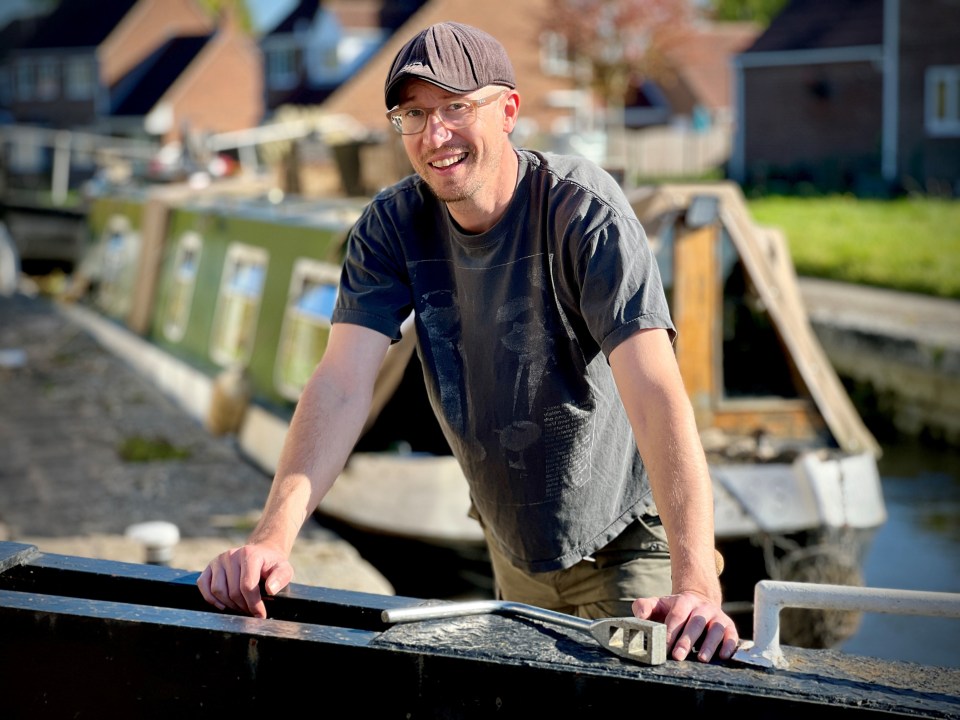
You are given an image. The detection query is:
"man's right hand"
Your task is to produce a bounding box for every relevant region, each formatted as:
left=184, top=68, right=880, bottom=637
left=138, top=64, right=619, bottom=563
left=197, top=543, right=294, bottom=618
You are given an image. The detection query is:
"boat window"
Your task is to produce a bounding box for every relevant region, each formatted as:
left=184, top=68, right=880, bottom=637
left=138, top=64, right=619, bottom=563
left=719, top=230, right=798, bottom=399
left=162, top=232, right=203, bottom=343
left=210, top=243, right=268, bottom=367
left=274, top=258, right=341, bottom=400
left=94, top=215, right=141, bottom=321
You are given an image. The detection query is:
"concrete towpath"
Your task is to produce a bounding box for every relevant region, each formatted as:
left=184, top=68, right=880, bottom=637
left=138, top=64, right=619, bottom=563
left=0, top=289, right=393, bottom=596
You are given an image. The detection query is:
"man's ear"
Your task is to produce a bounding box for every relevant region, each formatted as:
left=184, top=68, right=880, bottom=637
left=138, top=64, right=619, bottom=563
left=502, top=90, right=521, bottom=133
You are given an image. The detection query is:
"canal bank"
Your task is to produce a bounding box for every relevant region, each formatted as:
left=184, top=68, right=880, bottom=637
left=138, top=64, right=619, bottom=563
left=797, top=277, right=960, bottom=448
left=0, top=289, right=393, bottom=596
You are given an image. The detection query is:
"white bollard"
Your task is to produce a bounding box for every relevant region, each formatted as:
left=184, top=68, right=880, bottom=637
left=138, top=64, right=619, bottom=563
left=125, top=521, right=181, bottom=565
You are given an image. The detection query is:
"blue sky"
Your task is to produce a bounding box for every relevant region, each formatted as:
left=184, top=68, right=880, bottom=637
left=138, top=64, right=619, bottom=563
left=246, top=0, right=297, bottom=32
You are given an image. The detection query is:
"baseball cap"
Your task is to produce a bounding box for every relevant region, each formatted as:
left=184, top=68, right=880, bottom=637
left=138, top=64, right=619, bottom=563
left=384, top=22, right=516, bottom=109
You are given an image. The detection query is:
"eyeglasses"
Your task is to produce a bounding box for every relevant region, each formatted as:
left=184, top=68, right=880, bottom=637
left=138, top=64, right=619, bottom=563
left=386, top=89, right=507, bottom=135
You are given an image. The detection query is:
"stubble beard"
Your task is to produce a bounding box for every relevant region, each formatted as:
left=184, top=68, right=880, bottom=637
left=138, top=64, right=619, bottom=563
left=417, top=142, right=494, bottom=205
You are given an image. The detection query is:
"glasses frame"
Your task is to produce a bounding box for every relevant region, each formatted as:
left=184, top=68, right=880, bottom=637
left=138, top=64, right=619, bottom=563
left=386, top=89, right=508, bottom=135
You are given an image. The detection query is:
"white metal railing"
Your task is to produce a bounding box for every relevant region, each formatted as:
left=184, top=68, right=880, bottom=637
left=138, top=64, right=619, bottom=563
left=733, top=580, right=960, bottom=669
left=0, top=124, right=158, bottom=205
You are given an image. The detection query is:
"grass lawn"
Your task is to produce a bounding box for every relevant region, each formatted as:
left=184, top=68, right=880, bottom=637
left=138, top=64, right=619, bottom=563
left=745, top=195, right=960, bottom=300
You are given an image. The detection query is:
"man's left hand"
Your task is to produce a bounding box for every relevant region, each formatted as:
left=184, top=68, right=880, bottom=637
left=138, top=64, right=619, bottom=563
left=632, top=592, right=739, bottom=662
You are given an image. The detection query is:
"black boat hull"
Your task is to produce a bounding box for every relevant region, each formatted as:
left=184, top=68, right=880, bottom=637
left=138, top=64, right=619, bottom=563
left=1, top=542, right=956, bottom=718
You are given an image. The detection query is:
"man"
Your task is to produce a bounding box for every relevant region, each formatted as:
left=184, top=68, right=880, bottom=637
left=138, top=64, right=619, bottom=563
left=198, top=21, right=739, bottom=663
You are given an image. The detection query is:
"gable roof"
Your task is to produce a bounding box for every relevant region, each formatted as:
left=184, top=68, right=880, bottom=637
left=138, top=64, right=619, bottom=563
left=664, top=21, right=760, bottom=112
left=264, top=0, right=319, bottom=35
left=321, top=0, right=575, bottom=135
left=21, top=0, right=139, bottom=49
left=0, top=15, right=41, bottom=60
left=743, top=0, right=883, bottom=54
left=111, top=34, right=211, bottom=116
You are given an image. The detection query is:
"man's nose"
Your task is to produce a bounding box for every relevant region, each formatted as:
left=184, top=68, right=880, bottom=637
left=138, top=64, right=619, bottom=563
left=423, top=109, right=453, bottom=144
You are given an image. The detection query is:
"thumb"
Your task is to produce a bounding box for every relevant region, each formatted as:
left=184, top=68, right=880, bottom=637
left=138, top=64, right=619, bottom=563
left=631, top=596, right=663, bottom=621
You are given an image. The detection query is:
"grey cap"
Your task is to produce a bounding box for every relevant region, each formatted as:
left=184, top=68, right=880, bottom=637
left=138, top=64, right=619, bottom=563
left=384, top=22, right=516, bottom=109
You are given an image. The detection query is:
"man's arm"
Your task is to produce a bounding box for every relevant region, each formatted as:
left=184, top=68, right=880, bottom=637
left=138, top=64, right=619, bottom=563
left=608, top=327, right=739, bottom=662
left=197, top=323, right=392, bottom=617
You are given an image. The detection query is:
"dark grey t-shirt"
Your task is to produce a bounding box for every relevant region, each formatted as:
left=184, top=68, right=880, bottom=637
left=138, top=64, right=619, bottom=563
left=333, top=149, right=675, bottom=572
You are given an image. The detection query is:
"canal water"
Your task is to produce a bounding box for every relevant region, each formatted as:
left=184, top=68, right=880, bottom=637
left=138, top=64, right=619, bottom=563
left=839, top=436, right=960, bottom=669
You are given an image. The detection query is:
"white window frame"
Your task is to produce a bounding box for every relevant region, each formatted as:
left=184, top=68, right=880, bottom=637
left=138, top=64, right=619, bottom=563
left=266, top=44, right=298, bottom=90
left=95, top=215, right=141, bottom=321
left=162, top=231, right=203, bottom=342
left=926, top=65, right=960, bottom=137
left=210, top=243, right=269, bottom=368
left=65, top=56, right=95, bottom=100
left=16, top=58, right=34, bottom=101
left=0, top=66, right=11, bottom=105
left=35, top=57, right=58, bottom=101
left=540, top=31, right=573, bottom=77
left=274, top=257, right=341, bottom=400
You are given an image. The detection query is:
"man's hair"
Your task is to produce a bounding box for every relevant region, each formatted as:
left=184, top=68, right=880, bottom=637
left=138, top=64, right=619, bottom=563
left=384, top=21, right=516, bottom=109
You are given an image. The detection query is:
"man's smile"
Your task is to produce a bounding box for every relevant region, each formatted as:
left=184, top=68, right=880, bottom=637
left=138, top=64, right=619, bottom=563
left=429, top=152, right=469, bottom=169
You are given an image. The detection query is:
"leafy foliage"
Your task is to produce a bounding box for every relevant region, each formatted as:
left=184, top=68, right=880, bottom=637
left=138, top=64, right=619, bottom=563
left=706, top=0, right=789, bottom=26
left=541, top=0, right=695, bottom=101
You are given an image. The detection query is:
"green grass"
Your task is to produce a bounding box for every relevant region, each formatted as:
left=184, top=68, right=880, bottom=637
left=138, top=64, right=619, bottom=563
left=746, top=195, right=960, bottom=300
left=118, top=436, right=192, bottom=462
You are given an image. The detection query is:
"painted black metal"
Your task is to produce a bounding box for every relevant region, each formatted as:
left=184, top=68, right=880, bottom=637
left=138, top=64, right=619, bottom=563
left=1, top=541, right=957, bottom=719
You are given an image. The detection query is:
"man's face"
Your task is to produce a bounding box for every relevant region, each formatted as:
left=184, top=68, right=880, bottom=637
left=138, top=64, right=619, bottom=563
left=397, top=80, right=510, bottom=205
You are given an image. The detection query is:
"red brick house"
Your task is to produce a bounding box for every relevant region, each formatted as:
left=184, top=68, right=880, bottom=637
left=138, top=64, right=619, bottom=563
left=730, top=0, right=960, bottom=194
left=0, top=0, right=263, bottom=142
left=260, top=0, right=427, bottom=113
left=317, top=0, right=755, bottom=186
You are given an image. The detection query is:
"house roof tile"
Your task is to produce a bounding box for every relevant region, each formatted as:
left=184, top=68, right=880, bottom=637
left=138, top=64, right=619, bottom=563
left=111, top=34, right=211, bottom=116
left=744, top=0, right=883, bottom=54
left=665, top=21, right=760, bottom=111
left=21, top=0, right=139, bottom=49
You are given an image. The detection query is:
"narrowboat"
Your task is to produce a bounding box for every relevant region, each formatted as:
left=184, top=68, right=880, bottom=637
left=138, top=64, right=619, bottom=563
left=63, top=176, right=887, bottom=649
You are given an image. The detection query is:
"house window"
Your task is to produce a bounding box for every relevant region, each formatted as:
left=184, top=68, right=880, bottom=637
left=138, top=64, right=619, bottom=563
left=36, top=58, right=58, bottom=101
left=95, top=215, right=141, bottom=321
left=0, top=67, right=11, bottom=105
left=540, top=31, right=573, bottom=77
left=210, top=244, right=268, bottom=367
left=266, top=46, right=298, bottom=90
left=65, top=57, right=95, bottom=100
left=274, top=258, right=340, bottom=400
left=926, top=66, right=960, bottom=137
left=16, top=59, right=34, bottom=100
left=163, top=232, right=203, bottom=342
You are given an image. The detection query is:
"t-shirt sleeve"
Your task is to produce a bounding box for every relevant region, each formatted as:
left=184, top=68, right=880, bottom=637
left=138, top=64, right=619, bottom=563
left=332, top=201, right=413, bottom=342
left=576, top=211, right=676, bottom=359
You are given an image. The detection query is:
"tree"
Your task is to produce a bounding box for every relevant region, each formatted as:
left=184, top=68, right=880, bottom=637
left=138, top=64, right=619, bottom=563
left=197, top=0, right=255, bottom=34
left=541, top=0, right=695, bottom=171
left=707, top=0, right=789, bottom=26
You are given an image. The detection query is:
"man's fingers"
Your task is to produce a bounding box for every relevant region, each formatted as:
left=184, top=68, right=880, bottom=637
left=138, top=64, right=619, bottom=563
left=670, top=611, right=707, bottom=661
left=206, top=556, right=244, bottom=612
left=632, top=592, right=741, bottom=663
left=196, top=565, right=225, bottom=610
left=263, top=562, right=294, bottom=596
left=238, top=548, right=267, bottom=618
